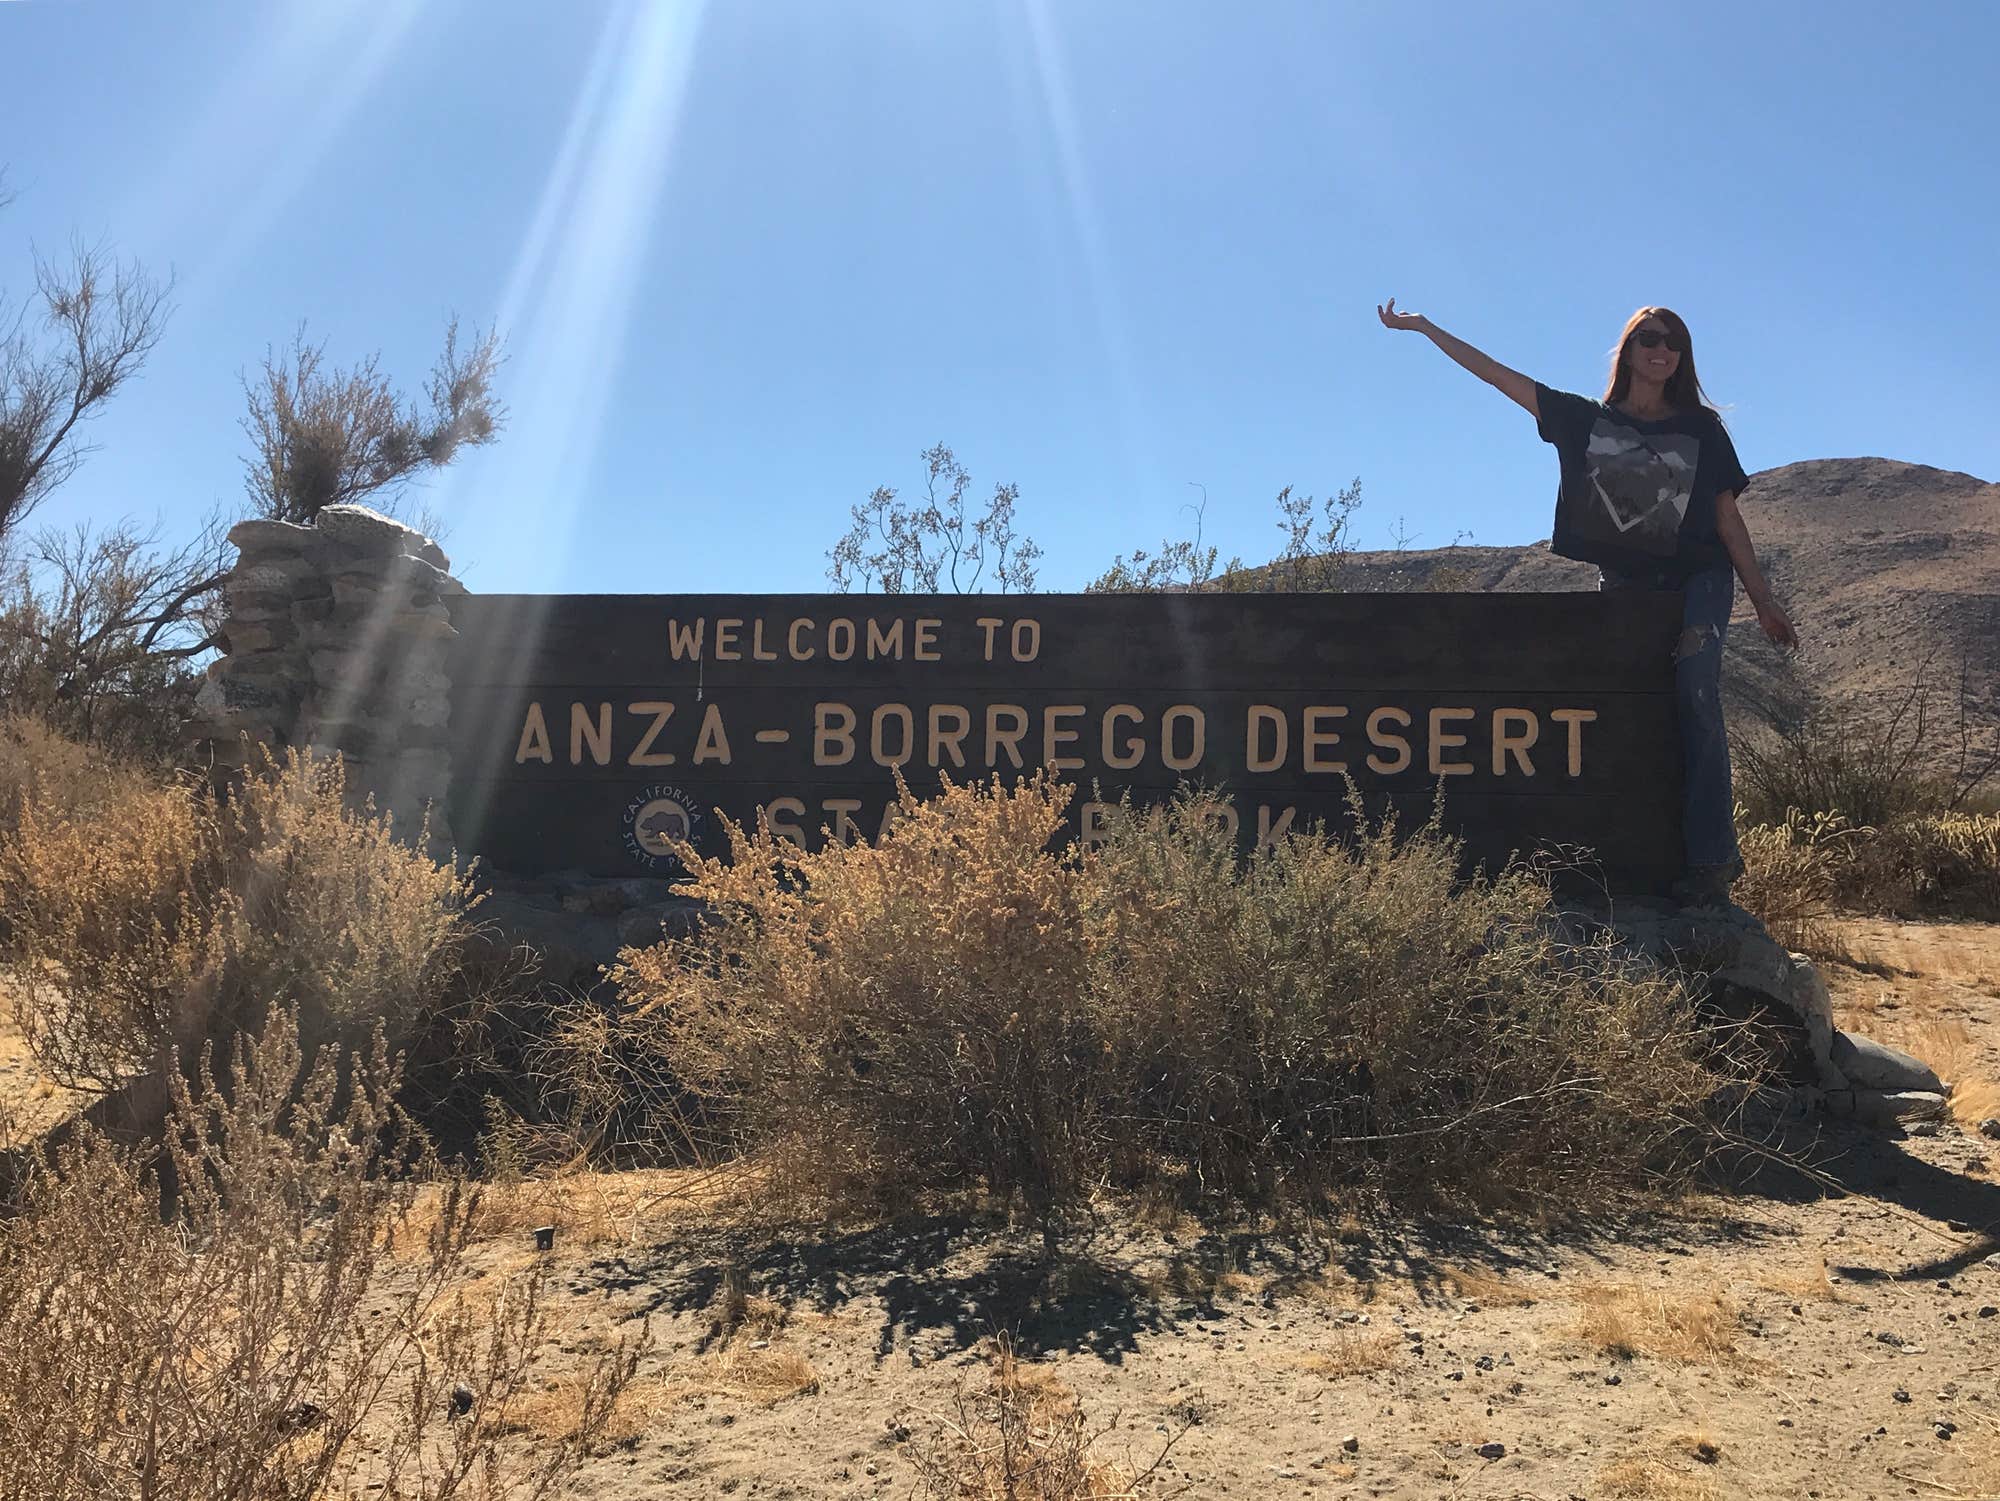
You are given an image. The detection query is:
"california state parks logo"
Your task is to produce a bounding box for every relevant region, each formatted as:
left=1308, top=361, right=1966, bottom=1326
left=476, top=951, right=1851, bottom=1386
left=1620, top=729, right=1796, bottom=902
left=621, top=784, right=706, bottom=873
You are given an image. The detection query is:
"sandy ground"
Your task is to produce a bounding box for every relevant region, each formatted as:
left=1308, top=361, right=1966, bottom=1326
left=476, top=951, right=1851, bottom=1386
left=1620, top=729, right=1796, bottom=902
left=6, top=919, right=1999, bottom=1500
left=442, top=917, right=2000, bottom=1501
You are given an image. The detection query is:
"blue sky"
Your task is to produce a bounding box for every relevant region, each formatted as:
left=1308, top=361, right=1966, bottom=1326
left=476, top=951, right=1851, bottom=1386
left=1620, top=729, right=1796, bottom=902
left=2, top=0, right=1994, bottom=593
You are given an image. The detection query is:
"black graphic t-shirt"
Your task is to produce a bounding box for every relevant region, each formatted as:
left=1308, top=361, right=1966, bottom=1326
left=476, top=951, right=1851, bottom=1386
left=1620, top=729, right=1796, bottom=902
left=1534, top=383, right=1746, bottom=580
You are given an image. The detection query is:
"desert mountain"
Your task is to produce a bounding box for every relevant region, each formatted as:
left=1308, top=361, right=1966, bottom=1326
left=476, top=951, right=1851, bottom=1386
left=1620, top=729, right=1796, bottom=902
left=1332, top=458, right=2000, bottom=734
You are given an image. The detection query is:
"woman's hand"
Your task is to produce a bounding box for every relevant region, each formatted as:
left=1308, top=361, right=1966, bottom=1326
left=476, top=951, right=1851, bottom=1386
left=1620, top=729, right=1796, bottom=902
left=1377, top=298, right=1429, bottom=333
left=1753, top=596, right=1799, bottom=650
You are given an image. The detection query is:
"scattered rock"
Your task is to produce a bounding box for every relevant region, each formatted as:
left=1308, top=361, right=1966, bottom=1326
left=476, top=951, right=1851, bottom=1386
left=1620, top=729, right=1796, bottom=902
left=1980, top=1119, right=2000, bottom=1141
left=1934, top=1422, right=1956, bottom=1441
left=1845, top=1089, right=1950, bottom=1129
left=1978, top=1306, right=1998, bottom=1319
left=1475, top=1441, right=1506, bottom=1460
left=1341, top=1435, right=1360, bottom=1453
left=1893, top=1389, right=1911, bottom=1403
left=1605, top=1373, right=1622, bottom=1386
left=1473, top=1355, right=1495, bottom=1371
left=449, top=1381, right=476, bottom=1417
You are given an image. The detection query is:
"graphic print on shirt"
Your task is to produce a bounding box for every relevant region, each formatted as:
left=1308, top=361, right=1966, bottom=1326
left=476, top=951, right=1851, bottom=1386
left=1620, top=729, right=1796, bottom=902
left=1580, top=418, right=1701, bottom=557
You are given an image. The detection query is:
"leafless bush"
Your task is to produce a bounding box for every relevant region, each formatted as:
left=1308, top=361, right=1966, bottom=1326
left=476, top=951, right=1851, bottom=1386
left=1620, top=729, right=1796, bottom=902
left=598, top=775, right=1733, bottom=1239
left=242, top=319, right=503, bottom=525
left=0, top=1009, right=640, bottom=1501
left=1088, top=479, right=1364, bottom=594
left=1, top=228, right=172, bottom=547
left=1733, top=654, right=1999, bottom=828
left=0, top=518, right=226, bottom=760
left=1, top=742, right=473, bottom=1093
left=829, top=442, right=1041, bottom=593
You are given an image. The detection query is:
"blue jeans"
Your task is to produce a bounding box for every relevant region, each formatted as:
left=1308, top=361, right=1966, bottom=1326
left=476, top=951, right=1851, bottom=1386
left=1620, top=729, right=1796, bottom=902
left=1600, top=563, right=1740, bottom=870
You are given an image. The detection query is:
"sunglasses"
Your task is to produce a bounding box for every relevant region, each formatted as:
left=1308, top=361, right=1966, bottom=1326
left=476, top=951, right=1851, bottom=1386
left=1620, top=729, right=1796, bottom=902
left=1630, top=329, right=1682, bottom=351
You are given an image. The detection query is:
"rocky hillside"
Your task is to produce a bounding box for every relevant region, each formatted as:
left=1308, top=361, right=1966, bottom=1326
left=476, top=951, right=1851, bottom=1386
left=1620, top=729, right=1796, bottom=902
left=1334, top=458, right=2000, bottom=734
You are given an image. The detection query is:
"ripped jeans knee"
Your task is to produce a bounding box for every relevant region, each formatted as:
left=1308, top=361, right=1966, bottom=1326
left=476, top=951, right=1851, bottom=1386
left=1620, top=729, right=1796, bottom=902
left=1674, top=623, right=1722, bottom=664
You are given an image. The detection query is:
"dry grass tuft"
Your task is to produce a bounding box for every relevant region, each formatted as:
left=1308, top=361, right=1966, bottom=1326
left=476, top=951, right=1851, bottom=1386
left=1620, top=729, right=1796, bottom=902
left=1736, top=816, right=1841, bottom=956
left=1757, top=1255, right=1846, bottom=1304
left=912, top=1337, right=1178, bottom=1499
left=1439, top=1263, right=1539, bottom=1307
left=1297, top=1327, right=1399, bottom=1378
left=712, top=1346, right=822, bottom=1404
left=506, top=1370, right=674, bottom=1451
left=1674, top=1431, right=1722, bottom=1464
left=1573, top=1283, right=1740, bottom=1362
left=1950, top=1075, right=2000, bottom=1133
left=1598, top=1455, right=1718, bottom=1501
left=1829, top=1014, right=2000, bottom=1133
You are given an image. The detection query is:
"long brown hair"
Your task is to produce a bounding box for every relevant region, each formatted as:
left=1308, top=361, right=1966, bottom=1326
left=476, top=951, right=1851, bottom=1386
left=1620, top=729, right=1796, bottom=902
left=1602, top=306, right=1718, bottom=413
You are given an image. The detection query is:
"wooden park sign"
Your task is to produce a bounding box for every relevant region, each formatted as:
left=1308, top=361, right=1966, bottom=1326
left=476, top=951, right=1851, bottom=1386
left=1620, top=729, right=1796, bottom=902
left=444, top=592, right=1684, bottom=893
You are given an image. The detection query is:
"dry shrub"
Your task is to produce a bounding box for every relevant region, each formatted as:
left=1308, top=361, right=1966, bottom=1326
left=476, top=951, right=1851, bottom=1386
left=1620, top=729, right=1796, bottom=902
left=0, top=1010, right=639, bottom=1501
left=913, top=1337, right=1176, bottom=1500
left=1734, top=812, right=1841, bottom=955
left=1838, top=812, right=2000, bottom=919
left=603, top=777, right=1735, bottom=1236
left=1082, top=792, right=1727, bottom=1213
left=1, top=743, right=472, bottom=1092
left=0, top=714, right=134, bottom=844
left=610, top=772, right=1100, bottom=1232
left=1573, top=1283, right=1740, bottom=1362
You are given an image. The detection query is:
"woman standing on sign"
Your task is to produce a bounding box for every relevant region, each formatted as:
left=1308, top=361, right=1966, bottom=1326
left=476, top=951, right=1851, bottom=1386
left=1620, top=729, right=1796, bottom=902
left=1376, top=301, right=1798, bottom=904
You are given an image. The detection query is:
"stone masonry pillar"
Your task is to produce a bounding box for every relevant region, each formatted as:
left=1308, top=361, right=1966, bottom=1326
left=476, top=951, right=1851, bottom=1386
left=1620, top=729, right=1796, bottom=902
left=194, top=504, right=462, bottom=855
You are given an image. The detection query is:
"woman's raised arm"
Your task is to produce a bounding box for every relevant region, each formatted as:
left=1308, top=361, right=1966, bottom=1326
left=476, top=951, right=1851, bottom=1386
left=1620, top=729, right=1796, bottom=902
left=1377, top=299, right=1539, bottom=418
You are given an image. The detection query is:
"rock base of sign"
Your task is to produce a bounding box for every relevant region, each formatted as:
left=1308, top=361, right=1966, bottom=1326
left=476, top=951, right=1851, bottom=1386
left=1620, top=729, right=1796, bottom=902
left=193, top=505, right=462, bottom=855
left=473, top=872, right=707, bottom=992
left=1558, top=894, right=1846, bottom=1092
left=1561, top=895, right=1965, bottom=1134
